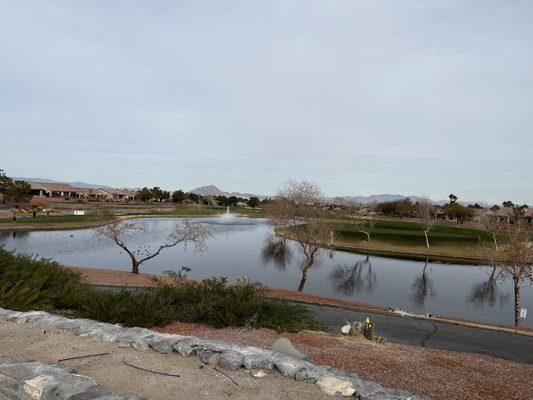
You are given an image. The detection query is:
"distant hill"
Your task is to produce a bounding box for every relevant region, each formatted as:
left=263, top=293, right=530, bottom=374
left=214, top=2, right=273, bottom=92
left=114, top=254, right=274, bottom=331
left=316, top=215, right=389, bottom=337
left=13, top=177, right=111, bottom=189
left=188, top=185, right=267, bottom=200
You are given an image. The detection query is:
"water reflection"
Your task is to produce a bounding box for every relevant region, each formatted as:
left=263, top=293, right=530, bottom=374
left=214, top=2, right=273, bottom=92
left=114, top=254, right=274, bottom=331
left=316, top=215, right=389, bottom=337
left=261, top=236, right=292, bottom=270
left=470, top=266, right=509, bottom=307
left=410, top=260, right=435, bottom=306
left=1, top=218, right=531, bottom=327
left=0, top=231, right=29, bottom=241
left=330, top=255, right=377, bottom=296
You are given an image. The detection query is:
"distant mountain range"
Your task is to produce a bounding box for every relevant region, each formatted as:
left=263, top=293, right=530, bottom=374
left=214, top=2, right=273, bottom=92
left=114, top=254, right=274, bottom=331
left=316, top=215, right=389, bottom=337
left=14, top=178, right=482, bottom=205
left=189, top=186, right=440, bottom=204
left=188, top=185, right=268, bottom=200
left=13, top=177, right=112, bottom=189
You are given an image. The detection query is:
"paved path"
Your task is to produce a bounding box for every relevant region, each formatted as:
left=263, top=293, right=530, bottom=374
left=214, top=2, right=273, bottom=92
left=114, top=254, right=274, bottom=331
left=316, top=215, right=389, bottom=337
left=303, top=303, right=533, bottom=364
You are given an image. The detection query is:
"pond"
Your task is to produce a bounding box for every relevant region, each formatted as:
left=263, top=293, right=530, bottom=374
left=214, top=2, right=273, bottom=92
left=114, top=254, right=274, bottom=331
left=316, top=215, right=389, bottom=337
left=1, top=216, right=531, bottom=328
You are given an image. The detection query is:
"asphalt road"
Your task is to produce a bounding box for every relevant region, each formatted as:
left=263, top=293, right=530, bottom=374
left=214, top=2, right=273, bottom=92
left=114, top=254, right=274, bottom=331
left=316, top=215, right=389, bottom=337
left=302, top=303, right=533, bottom=365
left=93, top=285, right=533, bottom=365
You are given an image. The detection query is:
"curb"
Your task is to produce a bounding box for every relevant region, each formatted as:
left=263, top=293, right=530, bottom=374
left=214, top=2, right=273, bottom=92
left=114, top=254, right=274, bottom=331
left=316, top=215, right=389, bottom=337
left=0, top=308, right=429, bottom=400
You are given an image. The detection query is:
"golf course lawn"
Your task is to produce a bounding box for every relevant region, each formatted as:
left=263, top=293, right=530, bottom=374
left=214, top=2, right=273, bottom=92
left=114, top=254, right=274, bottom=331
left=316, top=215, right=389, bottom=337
left=331, top=219, right=495, bottom=262
left=0, top=215, right=110, bottom=224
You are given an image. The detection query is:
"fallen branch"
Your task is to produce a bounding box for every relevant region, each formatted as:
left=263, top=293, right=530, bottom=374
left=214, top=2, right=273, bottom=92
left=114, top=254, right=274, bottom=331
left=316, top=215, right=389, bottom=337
left=121, top=359, right=180, bottom=377
left=214, top=367, right=238, bottom=385
left=58, top=352, right=110, bottom=362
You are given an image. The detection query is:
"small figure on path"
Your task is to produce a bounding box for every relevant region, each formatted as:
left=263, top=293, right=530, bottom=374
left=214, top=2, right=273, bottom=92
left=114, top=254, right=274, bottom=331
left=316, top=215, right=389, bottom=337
left=363, top=317, right=374, bottom=340
left=12, top=212, right=16, bottom=223
left=32, top=210, right=37, bottom=218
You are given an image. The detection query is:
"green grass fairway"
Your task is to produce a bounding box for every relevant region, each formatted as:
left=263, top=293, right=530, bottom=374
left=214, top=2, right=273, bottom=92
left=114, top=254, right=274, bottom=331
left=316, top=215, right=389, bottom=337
left=334, top=220, right=491, bottom=248
left=0, top=215, right=110, bottom=224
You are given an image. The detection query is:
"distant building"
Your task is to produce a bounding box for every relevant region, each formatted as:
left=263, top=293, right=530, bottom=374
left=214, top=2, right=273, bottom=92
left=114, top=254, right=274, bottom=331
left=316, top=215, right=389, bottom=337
left=488, top=207, right=532, bottom=225
left=29, top=182, right=137, bottom=201
left=30, top=182, right=78, bottom=198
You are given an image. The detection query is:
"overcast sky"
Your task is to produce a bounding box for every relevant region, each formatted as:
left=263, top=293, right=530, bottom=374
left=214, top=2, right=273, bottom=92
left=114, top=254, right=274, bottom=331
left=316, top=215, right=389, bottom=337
left=1, top=1, right=532, bottom=204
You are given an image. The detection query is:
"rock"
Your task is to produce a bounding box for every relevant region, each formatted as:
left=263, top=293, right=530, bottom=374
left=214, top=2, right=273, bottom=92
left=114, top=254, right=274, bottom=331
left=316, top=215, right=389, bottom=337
left=197, top=350, right=221, bottom=364
left=359, top=389, right=431, bottom=400
left=348, top=376, right=382, bottom=398
left=41, top=374, right=101, bottom=400
left=340, top=324, right=351, bottom=335
left=294, top=364, right=334, bottom=383
left=316, top=376, right=356, bottom=397
left=173, top=337, right=199, bottom=357
left=149, top=338, right=175, bottom=354
left=272, top=338, right=307, bottom=360
left=197, top=340, right=233, bottom=353
left=84, top=324, right=124, bottom=342
left=115, top=327, right=155, bottom=348
left=273, top=354, right=310, bottom=378
left=241, top=348, right=276, bottom=371
left=23, top=375, right=60, bottom=399
left=217, top=351, right=244, bottom=371
left=132, top=340, right=150, bottom=352
left=0, top=307, right=13, bottom=317
left=250, top=369, right=267, bottom=378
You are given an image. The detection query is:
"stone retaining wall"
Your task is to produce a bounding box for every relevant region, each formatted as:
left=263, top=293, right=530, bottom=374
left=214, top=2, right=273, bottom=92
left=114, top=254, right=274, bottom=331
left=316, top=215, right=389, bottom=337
left=0, top=308, right=429, bottom=399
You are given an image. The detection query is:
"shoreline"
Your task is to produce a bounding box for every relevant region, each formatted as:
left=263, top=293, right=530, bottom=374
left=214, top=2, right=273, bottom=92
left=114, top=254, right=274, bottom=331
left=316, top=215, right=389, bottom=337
left=276, top=229, right=493, bottom=266
left=0, top=213, right=225, bottom=232
left=67, top=265, right=533, bottom=337
left=2, top=213, right=494, bottom=265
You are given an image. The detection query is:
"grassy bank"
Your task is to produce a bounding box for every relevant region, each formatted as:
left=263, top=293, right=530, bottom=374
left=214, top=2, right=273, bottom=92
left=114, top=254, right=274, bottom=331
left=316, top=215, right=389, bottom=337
left=0, top=215, right=111, bottom=224
left=277, top=219, right=497, bottom=263
left=0, top=248, right=321, bottom=332
left=0, top=205, right=266, bottom=230
left=331, top=220, right=493, bottom=262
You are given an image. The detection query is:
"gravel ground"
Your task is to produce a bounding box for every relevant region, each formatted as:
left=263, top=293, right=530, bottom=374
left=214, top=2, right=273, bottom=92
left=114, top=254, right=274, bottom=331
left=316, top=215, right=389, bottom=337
left=156, top=322, right=533, bottom=400
left=66, top=265, right=533, bottom=399
left=0, top=319, right=332, bottom=400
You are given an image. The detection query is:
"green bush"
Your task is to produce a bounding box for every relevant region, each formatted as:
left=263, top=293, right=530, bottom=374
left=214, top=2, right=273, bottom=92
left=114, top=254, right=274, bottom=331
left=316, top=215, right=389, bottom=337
left=164, top=277, right=323, bottom=332
left=80, top=288, right=177, bottom=327
left=0, top=248, right=323, bottom=332
left=0, top=248, right=89, bottom=311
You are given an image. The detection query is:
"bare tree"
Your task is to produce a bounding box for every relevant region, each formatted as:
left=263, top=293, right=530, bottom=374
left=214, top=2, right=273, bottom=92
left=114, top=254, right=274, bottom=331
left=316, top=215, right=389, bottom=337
left=96, top=220, right=210, bottom=274
left=417, top=198, right=435, bottom=248
left=269, top=180, right=332, bottom=291
left=480, top=211, right=500, bottom=250
left=492, top=218, right=532, bottom=326
left=344, top=201, right=377, bottom=243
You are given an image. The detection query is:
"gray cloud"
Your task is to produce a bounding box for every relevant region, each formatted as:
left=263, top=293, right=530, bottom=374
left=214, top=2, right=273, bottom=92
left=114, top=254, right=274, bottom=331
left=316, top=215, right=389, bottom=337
left=1, top=1, right=532, bottom=204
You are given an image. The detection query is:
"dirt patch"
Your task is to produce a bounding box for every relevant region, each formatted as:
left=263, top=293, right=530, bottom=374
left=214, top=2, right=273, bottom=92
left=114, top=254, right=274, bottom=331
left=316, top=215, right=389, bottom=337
left=156, top=321, right=533, bottom=400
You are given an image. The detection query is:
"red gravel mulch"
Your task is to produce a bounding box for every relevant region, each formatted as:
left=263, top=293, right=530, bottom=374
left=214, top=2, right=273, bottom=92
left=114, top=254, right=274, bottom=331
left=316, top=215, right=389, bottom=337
left=155, top=321, right=533, bottom=400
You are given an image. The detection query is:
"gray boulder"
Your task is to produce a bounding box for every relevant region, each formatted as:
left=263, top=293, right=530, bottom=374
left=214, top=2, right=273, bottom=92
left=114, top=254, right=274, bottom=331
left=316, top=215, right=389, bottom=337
left=173, top=337, right=199, bottom=357
left=217, top=351, right=244, bottom=371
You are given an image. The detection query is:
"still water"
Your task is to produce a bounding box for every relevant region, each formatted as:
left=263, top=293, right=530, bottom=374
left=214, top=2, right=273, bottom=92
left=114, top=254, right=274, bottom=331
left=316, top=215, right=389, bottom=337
left=1, top=217, right=531, bottom=327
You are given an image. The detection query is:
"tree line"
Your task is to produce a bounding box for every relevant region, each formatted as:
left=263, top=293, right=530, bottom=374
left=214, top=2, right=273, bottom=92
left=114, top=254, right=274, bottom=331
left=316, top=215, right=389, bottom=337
left=371, top=195, right=528, bottom=223
left=136, top=186, right=263, bottom=208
